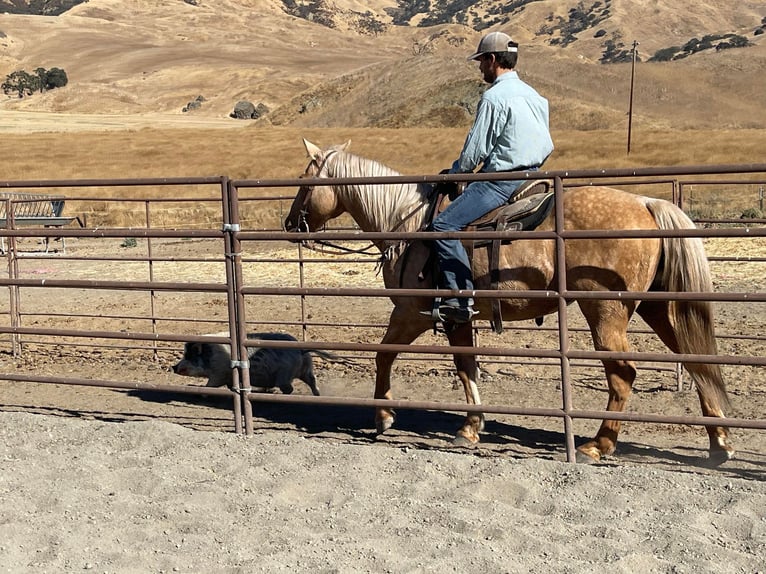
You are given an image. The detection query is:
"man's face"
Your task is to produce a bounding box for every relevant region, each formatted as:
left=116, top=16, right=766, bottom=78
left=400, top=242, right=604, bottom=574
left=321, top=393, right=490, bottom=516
left=478, top=54, right=496, bottom=84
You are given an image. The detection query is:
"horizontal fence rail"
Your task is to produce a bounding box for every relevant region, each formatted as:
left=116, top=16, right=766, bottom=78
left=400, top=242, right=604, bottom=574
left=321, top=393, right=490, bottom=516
left=0, top=164, right=764, bottom=465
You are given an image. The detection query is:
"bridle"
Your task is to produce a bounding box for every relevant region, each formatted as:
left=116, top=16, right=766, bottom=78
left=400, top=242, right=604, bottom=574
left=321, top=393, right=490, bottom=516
left=291, top=150, right=378, bottom=256
left=289, top=149, right=337, bottom=233
left=290, top=149, right=434, bottom=266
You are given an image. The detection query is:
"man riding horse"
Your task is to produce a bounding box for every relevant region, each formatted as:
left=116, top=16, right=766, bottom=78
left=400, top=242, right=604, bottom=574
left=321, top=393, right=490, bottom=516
left=429, top=31, right=554, bottom=324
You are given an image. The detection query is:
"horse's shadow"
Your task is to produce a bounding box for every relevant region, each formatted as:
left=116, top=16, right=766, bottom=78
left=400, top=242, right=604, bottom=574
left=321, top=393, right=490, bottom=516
left=126, top=389, right=763, bottom=478
left=127, top=388, right=573, bottom=455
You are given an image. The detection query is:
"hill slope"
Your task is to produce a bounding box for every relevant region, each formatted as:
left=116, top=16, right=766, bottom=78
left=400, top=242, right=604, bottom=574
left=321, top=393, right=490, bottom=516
left=0, top=0, right=764, bottom=130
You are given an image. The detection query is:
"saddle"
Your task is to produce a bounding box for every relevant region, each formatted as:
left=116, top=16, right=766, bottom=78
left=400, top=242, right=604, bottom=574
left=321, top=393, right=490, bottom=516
left=423, top=179, right=555, bottom=333
left=465, top=181, right=554, bottom=241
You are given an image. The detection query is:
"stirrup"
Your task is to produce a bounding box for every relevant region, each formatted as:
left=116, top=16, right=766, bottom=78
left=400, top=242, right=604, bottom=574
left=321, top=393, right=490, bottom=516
left=420, top=297, right=445, bottom=322
left=419, top=298, right=478, bottom=324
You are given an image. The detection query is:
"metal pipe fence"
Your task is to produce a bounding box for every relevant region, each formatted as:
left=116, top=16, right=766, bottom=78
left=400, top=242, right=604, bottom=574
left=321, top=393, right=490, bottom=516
left=0, top=164, right=764, bottom=462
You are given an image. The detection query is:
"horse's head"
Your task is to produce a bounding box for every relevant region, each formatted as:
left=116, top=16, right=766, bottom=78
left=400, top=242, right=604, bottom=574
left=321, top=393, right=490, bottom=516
left=283, top=138, right=351, bottom=235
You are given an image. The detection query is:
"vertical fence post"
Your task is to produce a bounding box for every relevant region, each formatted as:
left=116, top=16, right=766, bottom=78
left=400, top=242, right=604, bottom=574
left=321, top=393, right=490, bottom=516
left=626, top=40, right=639, bottom=155
left=145, top=200, right=159, bottom=361
left=222, top=177, right=245, bottom=435
left=298, top=241, right=309, bottom=342
left=676, top=363, right=684, bottom=392
left=225, top=178, right=254, bottom=435
left=4, top=198, right=22, bottom=357
left=553, top=175, right=577, bottom=462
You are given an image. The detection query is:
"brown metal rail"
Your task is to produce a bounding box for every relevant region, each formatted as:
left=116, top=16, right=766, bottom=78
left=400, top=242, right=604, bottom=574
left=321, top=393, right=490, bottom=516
left=0, top=165, right=763, bottom=464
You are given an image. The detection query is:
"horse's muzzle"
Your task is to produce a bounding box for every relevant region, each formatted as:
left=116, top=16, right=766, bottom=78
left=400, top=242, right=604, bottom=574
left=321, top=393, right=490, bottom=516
left=283, top=216, right=310, bottom=245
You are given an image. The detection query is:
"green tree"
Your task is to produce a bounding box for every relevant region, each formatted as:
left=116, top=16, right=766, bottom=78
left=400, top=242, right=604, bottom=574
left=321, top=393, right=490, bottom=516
left=2, top=70, right=36, bottom=97
left=34, top=67, right=47, bottom=93
left=2, top=67, right=68, bottom=97
left=45, top=67, right=68, bottom=89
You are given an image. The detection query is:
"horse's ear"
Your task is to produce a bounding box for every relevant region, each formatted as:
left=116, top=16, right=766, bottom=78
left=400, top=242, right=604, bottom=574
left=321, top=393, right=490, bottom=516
left=341, top=140, right=351, bottom=151
left=303, top=138, right=323, bottom=160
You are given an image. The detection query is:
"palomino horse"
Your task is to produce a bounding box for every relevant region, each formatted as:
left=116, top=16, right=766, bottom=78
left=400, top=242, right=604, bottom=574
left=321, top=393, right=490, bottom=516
left=284, top=139, right=733, bottom=464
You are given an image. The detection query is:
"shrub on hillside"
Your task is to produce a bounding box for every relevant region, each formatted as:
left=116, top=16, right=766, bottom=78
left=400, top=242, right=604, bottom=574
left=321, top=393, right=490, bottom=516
left=599, top=38, right=635, bottom=63
left=652, top=33, right=751, bottom=61
left=715, top=35, right=749, bottom=50
left=542, top=0, right=612, bottom=48
left=649, top=46, right=681, bottom=62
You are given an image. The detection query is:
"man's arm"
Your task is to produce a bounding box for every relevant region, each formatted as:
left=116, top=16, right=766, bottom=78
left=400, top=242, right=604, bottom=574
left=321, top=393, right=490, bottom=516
left=449, top=98, right=497, bottom=174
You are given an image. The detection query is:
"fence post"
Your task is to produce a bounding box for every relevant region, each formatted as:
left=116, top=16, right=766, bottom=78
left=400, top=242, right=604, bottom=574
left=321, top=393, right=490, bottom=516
left=553, top=175, right=577, bottom=463
left=145, top=200, right=160, bottom=361
left=223, top=177, right=250, bottom=435
left=4, top=198, right=23, bottom=356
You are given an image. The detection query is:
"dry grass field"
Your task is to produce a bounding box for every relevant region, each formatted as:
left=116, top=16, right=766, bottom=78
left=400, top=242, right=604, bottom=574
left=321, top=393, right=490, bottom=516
left=1, top=126, right=764, bottom=228
left=2, top=126, right=766, bottom=180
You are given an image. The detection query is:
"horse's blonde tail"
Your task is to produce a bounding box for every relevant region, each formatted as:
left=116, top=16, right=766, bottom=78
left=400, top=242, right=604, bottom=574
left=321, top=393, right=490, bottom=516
left=645, top=198, right=730, bottom=411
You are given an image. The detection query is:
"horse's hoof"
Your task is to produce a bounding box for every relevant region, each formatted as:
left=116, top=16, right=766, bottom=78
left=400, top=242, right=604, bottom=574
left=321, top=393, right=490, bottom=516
left=375, top=417, right=394, bottom=435
left=575, top=450, right=600, bottom=464
left=707, top=449, right=735, bottom=467
left=452, top=435, right=477, bottom=448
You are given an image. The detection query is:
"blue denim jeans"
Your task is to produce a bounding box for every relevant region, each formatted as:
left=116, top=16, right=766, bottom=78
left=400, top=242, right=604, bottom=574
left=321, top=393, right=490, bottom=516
left=431, top=177, right=526, bottom=306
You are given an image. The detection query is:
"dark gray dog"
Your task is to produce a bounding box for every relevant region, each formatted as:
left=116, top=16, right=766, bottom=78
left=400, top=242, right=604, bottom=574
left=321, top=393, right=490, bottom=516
left=172, top=332, right=336, bottom=396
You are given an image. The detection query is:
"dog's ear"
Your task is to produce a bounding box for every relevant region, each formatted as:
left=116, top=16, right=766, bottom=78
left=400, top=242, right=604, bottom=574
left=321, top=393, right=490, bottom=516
left=187, top=342, right=204, bottom=358
left=200, top=342, right=216, bottom=359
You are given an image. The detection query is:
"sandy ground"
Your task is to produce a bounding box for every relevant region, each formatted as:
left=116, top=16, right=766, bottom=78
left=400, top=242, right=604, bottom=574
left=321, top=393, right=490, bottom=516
left=2, top=411, right=764, bottom=574
left=1, top=235, right=765, bottom=572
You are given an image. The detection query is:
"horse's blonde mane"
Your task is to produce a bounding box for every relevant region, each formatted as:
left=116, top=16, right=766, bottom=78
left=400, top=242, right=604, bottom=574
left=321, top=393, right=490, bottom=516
left=326, top=151, right=430, bottom=233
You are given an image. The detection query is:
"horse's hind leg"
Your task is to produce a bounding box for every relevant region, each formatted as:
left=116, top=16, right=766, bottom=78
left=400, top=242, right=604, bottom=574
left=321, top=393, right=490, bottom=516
left=577, top=301, right=636, bottom=463
left=374, top=306, right=430, bottom=435
left=446, top=322, right=484, bottom=446
left=637, top=301, right=734, bottom=464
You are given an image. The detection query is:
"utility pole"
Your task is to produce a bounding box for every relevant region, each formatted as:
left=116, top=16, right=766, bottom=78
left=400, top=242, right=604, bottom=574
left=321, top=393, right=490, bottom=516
left=627, top=40, right=639, bottom=155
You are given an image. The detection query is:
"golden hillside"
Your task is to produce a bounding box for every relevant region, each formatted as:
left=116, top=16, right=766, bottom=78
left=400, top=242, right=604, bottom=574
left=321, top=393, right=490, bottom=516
left=0, top=0, right=765, bottom=131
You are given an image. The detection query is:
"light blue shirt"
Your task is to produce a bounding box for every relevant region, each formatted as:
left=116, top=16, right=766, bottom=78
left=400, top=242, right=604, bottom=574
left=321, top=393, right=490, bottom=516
left=450, top=71, right=554, bottom=174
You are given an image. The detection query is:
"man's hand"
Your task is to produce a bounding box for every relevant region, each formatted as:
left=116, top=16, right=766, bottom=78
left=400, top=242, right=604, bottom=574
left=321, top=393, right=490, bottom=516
left=434, top=169, right=459, bottom=200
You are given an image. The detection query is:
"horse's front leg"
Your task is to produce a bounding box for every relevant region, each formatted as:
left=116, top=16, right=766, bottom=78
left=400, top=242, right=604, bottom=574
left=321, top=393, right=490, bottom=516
left=374, top=350, right=396, bottom=434
left=374, top=305, right=430, bottom=435
left=446, top=322, right=485, bottom=446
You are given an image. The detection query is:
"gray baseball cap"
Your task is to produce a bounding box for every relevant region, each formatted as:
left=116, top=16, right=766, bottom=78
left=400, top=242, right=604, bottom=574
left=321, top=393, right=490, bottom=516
left=467, top=31, right=518, bottom=60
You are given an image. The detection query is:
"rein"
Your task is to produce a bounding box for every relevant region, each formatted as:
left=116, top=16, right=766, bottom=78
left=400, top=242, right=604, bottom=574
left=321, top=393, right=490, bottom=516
left=300, top=238, right=379, bottom=256
left=302, top=200, right=428, bottom=274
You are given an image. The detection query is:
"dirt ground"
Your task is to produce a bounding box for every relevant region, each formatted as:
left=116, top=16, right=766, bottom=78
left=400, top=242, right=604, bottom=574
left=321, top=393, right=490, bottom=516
left=1, top=234, right=764, bottom=572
